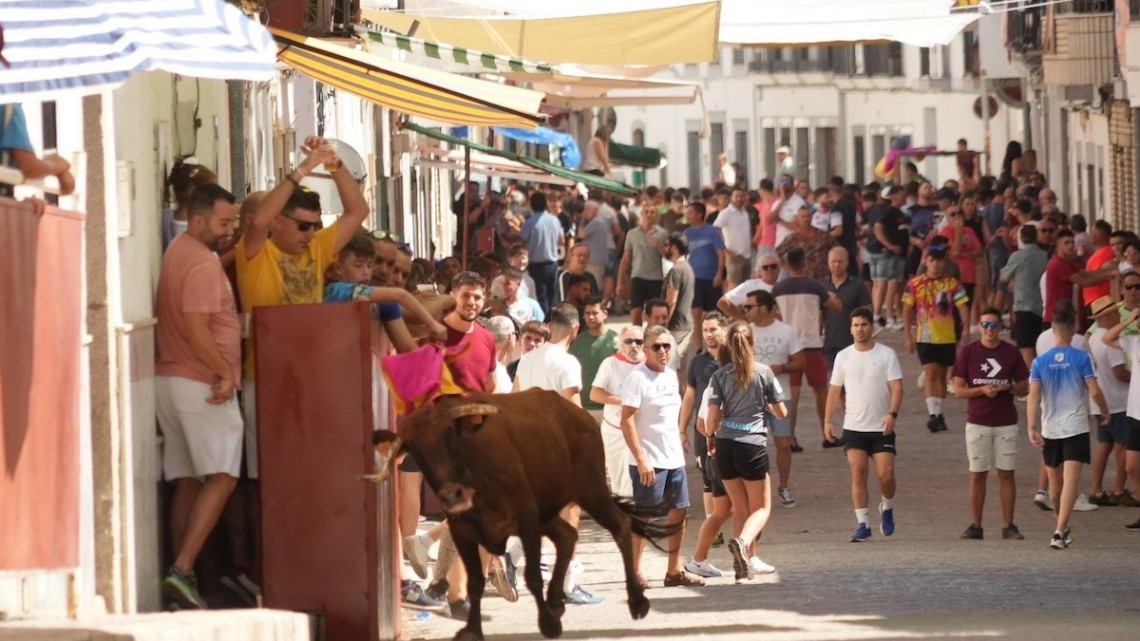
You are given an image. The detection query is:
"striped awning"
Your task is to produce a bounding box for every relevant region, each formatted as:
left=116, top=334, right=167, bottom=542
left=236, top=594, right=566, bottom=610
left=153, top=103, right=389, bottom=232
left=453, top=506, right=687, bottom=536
left=272, top=29, right=545, bottom=129
left=0, top=0, right=276, bottom=103
left=365, top=29, right=553, bottom=74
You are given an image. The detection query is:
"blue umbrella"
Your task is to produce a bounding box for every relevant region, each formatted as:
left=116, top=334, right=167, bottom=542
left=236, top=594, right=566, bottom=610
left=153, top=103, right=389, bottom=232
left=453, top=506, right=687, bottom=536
left=0, top=0, right=276, bottom=102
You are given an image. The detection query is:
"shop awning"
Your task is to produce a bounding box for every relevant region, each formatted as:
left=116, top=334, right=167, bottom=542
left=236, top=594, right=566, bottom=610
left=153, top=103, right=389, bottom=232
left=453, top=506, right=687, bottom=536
left=0, top=0, right=276, bottom=103
left=500, top=69, right=702, bottom=109
left=404, top=122, right=638, bottom=196
left=417, top=146, right=577, bottom=187
left=271, top=28, right=545, bottom=129
left=719, top=0, right=981, bottom=48
left=609, top=141, right=663, bottom=170
left=361, top=1, right=720, bottom=66
left=363, top=29, right=554, bottom=74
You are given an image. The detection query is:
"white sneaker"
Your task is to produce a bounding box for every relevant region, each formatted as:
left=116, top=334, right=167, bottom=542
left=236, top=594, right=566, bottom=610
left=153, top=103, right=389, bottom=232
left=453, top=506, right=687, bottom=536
left=404, top=532, right=433, bottom=580
left=748, top=556, right=776, bottom=576
left=1073, top=494, right=1099, bottom=512
left=684, top=558, right=724, bottom=578
left=778, top=487, right=797, bottom=508
left=1033, top=491, right=1053, bottom=511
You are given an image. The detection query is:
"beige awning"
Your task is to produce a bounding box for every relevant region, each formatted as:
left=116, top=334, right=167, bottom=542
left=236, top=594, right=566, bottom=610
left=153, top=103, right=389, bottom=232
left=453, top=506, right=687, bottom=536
left=361, top=2, right=720, bottom=66
left=272, top=28, right=545, bottom=128
left=501, top=69, right=702, bottom=109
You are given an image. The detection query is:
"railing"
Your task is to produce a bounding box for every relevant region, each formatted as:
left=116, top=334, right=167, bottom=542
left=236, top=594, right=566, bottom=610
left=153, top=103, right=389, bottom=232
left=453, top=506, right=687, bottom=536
left=1007, top=6, right=1045, bottom=54
left=747, top=48, right=835, bottom=74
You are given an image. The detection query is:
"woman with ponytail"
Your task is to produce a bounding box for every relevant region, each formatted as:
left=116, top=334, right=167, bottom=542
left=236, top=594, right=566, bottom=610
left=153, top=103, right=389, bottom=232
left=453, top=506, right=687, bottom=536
left=704, top=321, right=787, bottom=583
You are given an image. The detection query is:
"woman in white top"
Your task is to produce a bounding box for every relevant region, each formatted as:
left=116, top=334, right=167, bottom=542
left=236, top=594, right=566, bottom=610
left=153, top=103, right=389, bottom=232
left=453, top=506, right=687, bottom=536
left=581, top=126, right=612, bottom=177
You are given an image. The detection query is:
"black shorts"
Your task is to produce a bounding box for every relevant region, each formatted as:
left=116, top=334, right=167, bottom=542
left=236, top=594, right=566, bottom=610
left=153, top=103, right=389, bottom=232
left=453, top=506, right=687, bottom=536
left=844, top=430, right=897, bottom=456
left=1014, top=311, right=1044, bottom=350
left=1128, top=418, right=1140, bottom=452
left=398, top=452, right=421, bottom=473
left=916, top=342, right=956, bottom=367
left=692, top=278, right=724, bottom=312
left=1042, top=433, right=1091, bottom=468
left=630, top=277, right=664, bottom=309
left=698, top=451, right=728, bottom=497
left=714, top=438, right=769, bottom=481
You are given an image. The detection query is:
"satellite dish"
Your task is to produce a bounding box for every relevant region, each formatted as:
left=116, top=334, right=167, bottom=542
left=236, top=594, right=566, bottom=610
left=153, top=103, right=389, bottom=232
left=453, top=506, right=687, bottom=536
left=297, top=138, right=369, bottom=217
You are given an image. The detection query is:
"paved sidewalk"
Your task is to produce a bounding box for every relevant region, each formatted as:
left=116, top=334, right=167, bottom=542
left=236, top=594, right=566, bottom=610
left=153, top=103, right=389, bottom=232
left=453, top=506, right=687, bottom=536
left=402, top=329, right=1140, bottom=640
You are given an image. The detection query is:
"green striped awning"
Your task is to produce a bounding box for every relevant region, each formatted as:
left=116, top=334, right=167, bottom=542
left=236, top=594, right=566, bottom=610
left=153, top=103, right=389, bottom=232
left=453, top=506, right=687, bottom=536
left=366, top=29, right=554, bottom=74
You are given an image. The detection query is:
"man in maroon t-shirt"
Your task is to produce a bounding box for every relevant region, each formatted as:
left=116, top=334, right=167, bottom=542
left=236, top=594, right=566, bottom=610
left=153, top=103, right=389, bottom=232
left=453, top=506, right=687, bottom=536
left=1044, top=230, right=1117, bottom=325
left=952, top=308, right=1029, bottom=541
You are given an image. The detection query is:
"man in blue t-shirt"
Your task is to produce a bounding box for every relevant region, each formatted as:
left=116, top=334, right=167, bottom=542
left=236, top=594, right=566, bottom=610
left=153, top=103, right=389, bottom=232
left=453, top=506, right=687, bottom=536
left=1, top=104, right=76, bottom=197
left=682, top=201, right=726, bottom=350
left=1028, top=301, right=1109, bottom=550
left=520, top=191, right=563, bottom=315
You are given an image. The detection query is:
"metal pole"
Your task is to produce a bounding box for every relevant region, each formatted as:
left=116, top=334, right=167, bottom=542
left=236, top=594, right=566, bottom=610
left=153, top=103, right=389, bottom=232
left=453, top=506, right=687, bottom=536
left=981, top=71, right=992, bottom=176
left=462, top=144, right=471, bottom=270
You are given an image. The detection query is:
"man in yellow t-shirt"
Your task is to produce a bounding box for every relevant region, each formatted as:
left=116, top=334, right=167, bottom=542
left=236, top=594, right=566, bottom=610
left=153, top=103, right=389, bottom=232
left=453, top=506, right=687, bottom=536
left=236, top=136, right=370, bottom=479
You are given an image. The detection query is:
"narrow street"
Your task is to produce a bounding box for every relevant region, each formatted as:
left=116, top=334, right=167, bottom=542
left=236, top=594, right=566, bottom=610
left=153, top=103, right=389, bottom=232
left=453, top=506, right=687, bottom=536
left=405, top=328, right=1140, bottom=641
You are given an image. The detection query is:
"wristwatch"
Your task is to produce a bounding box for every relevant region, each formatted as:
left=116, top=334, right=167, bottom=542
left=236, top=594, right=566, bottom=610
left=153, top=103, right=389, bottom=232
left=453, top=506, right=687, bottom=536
left=888, top=411, right=899, bottom=419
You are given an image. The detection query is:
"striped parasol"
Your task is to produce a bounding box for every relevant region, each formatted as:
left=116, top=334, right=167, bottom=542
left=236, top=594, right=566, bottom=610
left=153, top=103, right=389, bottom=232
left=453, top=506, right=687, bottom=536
left=0, top=0, right=277, bottom=103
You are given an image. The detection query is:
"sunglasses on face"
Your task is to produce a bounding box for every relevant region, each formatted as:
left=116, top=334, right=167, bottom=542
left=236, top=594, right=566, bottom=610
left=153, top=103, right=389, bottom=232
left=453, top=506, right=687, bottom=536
left=284, top=213, right=323, bottom=232
left=1125, top=284, right=1140, bottom=291
left=741, top=304, right=758, bottom=311
left=760, top=264, right=780, bottom=271
left=650, top=343, right=672, bottom=352
left=979, top=320, right=1001, bottom=330
left=623, top=338, right=644, bottom=346
left=371, top=230, right=401, bottom=242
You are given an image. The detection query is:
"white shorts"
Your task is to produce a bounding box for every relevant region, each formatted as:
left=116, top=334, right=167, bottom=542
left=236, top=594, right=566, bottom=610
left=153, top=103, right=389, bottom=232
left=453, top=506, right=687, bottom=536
left=965, top=423, right=1018, bottom=473
left=241, top=378, right=259, bottom=479
left=601, top=421, right=633, bottom=497
left=156, top=376, right=243, bottom=480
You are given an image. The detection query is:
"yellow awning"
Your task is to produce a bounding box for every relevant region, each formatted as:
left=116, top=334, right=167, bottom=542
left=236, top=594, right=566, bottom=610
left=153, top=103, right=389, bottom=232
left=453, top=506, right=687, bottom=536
left=271, top=28, right=545, bottom=128
left=361, top=2, right=720, bottom=66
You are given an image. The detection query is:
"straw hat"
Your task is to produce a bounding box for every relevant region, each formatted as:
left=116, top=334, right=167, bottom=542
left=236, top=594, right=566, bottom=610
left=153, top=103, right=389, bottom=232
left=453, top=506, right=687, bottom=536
left=1088, top=295, right=1118, bottom=320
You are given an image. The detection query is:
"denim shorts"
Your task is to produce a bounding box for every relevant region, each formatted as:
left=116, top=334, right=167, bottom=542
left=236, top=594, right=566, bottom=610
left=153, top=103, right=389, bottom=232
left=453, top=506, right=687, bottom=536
left=629, top=465, right=690, bottom=514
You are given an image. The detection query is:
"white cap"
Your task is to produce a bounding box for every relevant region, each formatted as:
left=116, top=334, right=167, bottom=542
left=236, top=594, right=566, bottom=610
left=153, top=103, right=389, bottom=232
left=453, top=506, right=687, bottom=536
left=776, top=146, right=791, bottom=155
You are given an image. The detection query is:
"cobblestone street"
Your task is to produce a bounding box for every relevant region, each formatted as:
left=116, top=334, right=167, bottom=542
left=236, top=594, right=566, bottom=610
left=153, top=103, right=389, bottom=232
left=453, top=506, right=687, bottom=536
left=405, top=329, right=1140, bottom=641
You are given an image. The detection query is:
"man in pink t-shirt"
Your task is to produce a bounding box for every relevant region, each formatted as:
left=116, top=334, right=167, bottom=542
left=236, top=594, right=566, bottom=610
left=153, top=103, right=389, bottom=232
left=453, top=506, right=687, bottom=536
left=154, top=184, right=243, bottom=610
left=752, top=178, right=778, bottom=267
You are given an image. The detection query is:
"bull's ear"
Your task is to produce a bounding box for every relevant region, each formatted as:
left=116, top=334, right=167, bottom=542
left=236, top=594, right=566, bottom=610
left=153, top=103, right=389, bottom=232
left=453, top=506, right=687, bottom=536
left=447, top=403, right=498, bottom=432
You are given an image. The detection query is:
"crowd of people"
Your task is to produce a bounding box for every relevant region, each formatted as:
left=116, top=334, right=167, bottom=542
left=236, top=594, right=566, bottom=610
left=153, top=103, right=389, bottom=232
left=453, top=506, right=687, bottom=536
left=145, top=132, right=1140, bottom=617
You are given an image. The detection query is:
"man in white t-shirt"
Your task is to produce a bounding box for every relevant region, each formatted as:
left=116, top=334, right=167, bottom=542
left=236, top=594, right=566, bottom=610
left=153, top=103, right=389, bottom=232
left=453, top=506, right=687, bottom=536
left=771, top=174, right=806, bottom=246
left=1098, top=305, right=1140, bottom=532
left=825, top=308, right=904, bottom=543
left=1085, top=297, right=1132, bottom=507
left=480, top=314, right=517, bottom=394
left=744, top=289, right=805, bottom=508
left=717, top=253, right=780, bottom=321
left=713, top=188, right=755, bottom=289
left=513, top=303, right=603, bottom=606
left=621, top=325, right=703, bottom=588
left=590, top=325, right=645, bottom=497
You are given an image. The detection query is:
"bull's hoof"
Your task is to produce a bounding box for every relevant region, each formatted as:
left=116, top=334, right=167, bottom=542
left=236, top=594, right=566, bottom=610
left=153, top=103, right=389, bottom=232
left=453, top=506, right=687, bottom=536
left=453, top=628, right=484, bottom=641
left=538, top=612, right=563, bottom=639
left=628, top=594, right=650, bottom=620
left=547, top=599, right=566, bottom=620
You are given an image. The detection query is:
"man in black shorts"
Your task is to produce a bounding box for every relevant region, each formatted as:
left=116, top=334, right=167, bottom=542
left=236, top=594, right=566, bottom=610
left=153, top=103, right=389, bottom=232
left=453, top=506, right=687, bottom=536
left=999, top=224, right=1049, bottom=370
left=825, top=308, right=904, bottom=543
left=678, top=312, right=731, bottom=577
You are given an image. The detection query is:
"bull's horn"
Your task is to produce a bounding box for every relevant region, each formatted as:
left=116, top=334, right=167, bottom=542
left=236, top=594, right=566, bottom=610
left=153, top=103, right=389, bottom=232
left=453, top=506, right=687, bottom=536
left=361, top=436, right=403, bottom=484
left=446, top=404, right=499, bottom=420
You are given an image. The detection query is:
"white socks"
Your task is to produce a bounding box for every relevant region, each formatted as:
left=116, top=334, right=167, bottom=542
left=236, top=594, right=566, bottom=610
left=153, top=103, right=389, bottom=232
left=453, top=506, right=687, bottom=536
left=855, top=508, right=870, bottom=525
left=880, top=496, right=893, bottom=510
left=926, top=397, right=942, bottom=416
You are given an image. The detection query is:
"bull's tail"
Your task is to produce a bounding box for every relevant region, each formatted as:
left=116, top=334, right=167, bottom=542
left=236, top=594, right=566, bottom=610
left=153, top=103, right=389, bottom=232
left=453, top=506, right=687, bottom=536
left=612, top=495, right=683, bottom=551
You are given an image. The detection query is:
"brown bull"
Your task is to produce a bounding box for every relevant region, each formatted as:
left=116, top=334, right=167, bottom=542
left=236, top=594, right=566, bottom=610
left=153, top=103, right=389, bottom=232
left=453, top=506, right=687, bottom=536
left=369, top=389, right=678, bottom=641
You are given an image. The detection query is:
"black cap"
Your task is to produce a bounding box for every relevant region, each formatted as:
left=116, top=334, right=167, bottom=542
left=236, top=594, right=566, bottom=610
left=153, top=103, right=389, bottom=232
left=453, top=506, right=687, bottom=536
left=935, top=187, right=957, bottom=201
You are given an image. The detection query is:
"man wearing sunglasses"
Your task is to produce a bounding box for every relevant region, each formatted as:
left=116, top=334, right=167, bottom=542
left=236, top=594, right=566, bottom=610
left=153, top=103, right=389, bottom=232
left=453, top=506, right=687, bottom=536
left=591, top=325, right=646, bottom=497
left=236, top=135, right=369, bottom=483
left=952, top=308, right=1029, bottom=541
left=717, top=254, right=781, bottom=321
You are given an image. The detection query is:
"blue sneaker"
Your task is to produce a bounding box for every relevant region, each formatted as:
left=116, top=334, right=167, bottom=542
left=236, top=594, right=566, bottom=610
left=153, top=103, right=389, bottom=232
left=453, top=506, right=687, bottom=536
left=402, top=581, right=447, bottom=611
left=564, top=585, right=604, bottom=605
left=879, top=504, right=895, bottom=536
left=850, top=523, right=873, bottom=543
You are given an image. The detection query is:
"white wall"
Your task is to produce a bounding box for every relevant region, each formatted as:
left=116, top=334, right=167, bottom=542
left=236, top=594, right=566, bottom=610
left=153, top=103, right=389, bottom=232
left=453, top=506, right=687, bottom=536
left=1065, top=108, right=1111, bottom=221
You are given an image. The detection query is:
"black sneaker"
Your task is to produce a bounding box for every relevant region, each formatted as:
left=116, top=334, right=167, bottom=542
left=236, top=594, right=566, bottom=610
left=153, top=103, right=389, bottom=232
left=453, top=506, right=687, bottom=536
left=961, top=524, right=983, bottom=540
left=822, top=437, right=845, bottom=449
left=1001, top=524, right=1024, bottom=540
left=790, top=441, right=804, bottom=453
left=936, top=415, right=949, bottom=432
left=927, top=415, right=940, bottom=433
left=447, top=599, right=470, bottom=621
left=1125, top=518, right=1140, bottom=532
left=425, top=579, right=449, bottom=602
